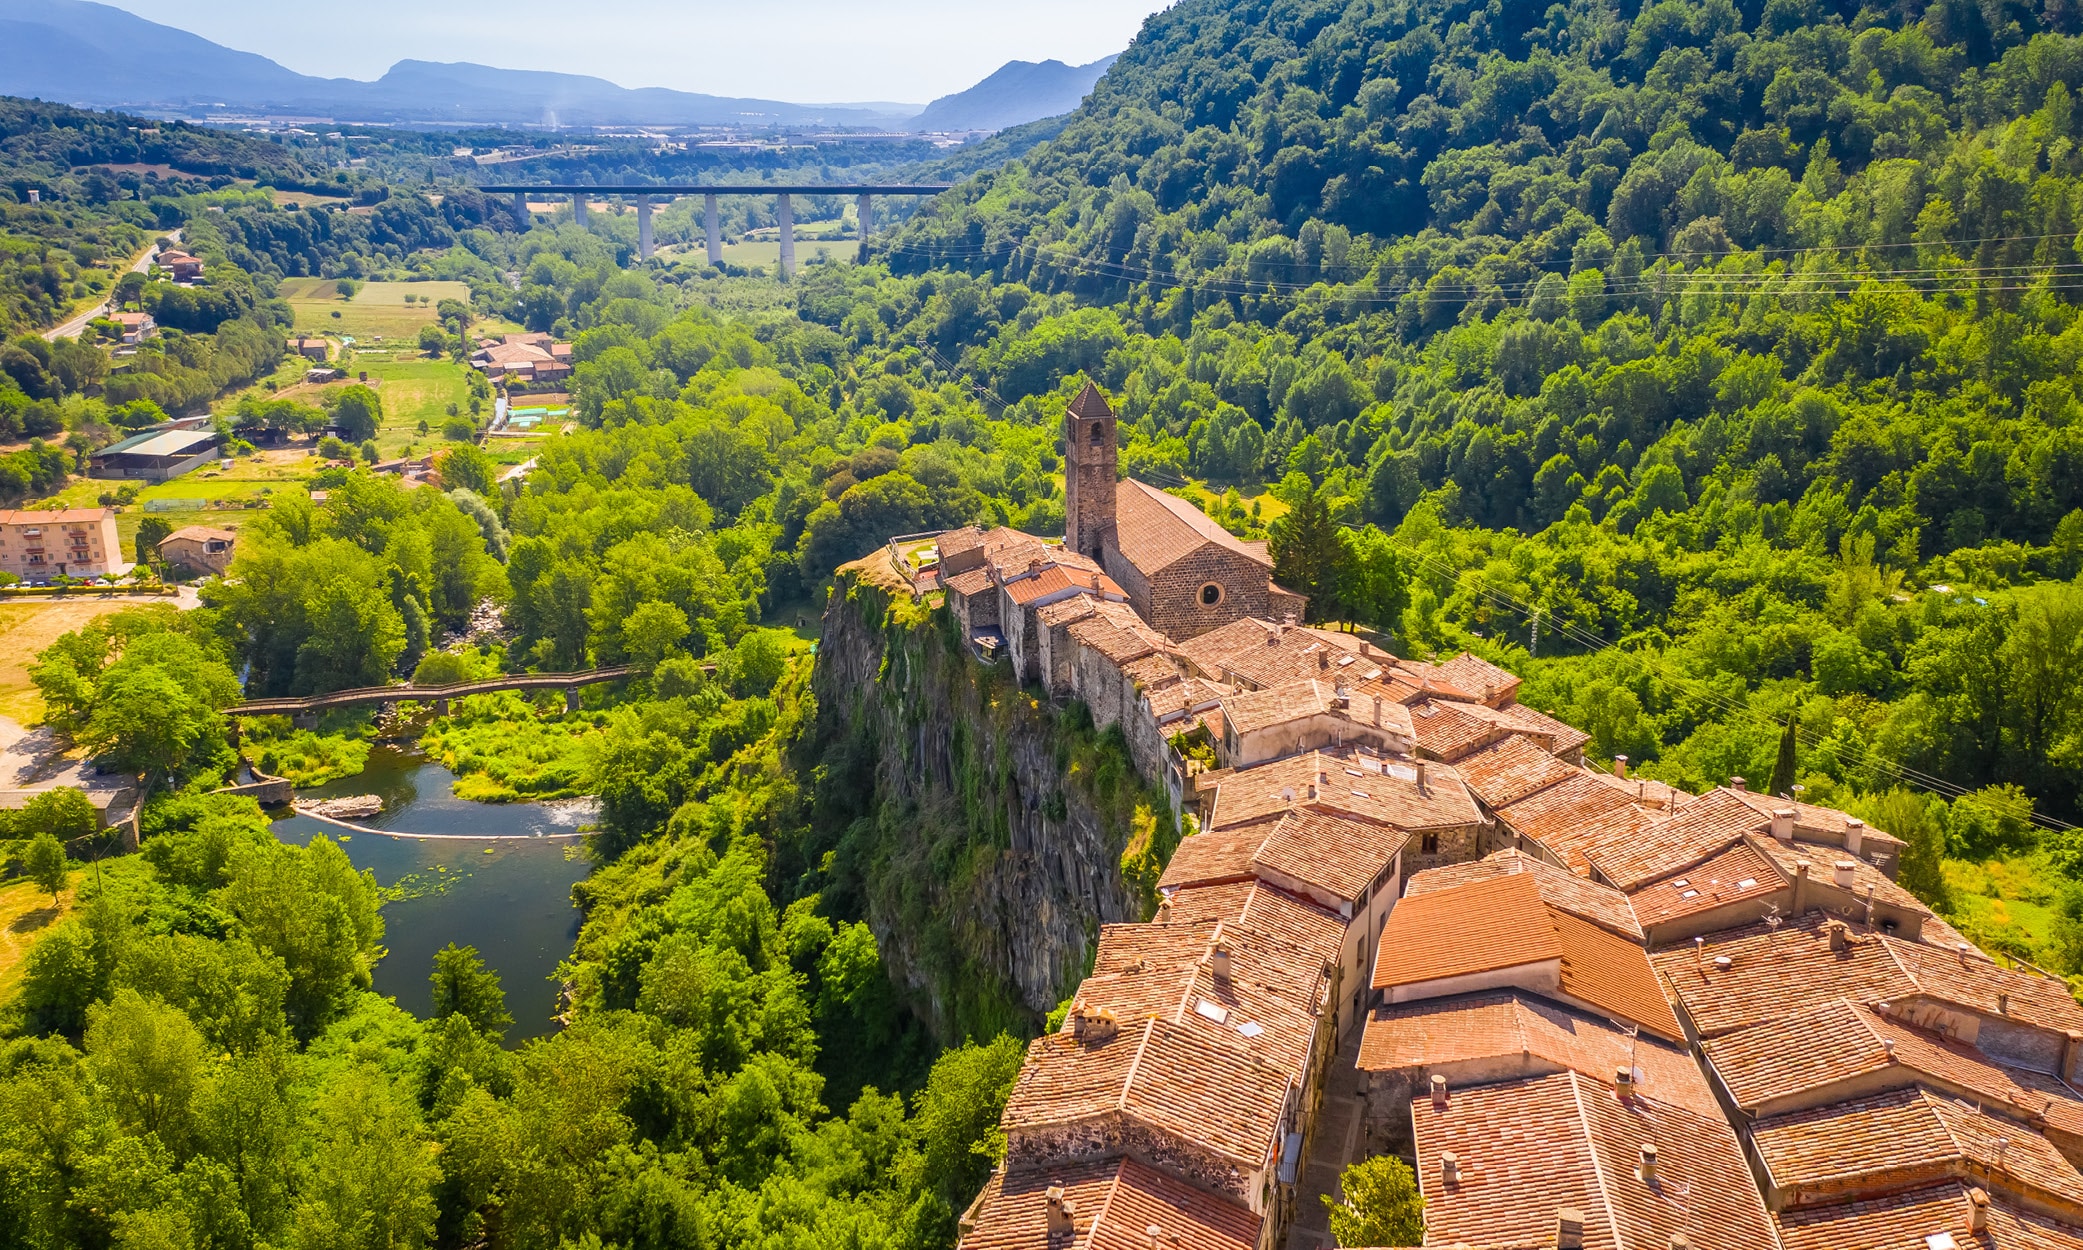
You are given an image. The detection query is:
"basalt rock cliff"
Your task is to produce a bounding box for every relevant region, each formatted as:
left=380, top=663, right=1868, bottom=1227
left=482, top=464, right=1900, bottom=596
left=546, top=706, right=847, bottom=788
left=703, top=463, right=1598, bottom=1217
left=801, top=555, right=1171, bottom=1043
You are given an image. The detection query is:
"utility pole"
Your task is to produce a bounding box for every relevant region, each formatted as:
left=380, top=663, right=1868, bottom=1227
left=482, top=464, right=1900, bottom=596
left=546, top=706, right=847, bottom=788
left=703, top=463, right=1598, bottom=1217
left=1531, top=606, right=1542, bottom=658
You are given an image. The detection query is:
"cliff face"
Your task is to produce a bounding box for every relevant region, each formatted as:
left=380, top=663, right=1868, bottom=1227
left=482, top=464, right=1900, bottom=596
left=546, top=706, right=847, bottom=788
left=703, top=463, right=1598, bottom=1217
left=805, top=557, right=1167, bottom=1042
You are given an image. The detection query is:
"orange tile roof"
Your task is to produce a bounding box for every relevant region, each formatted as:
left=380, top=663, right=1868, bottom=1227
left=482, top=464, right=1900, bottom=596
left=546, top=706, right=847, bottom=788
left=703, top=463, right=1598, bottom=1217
left=1404, top=849, right=1643, bottom=941
left=1727, top=787, right=1909, bottom=855
left=1206, top=749, right=1481, bottom=834
left=1435, top=652, right=1522, bottom=703
left=1156, top=828, right=1265, bottom=890
left=1753, top=1086, right=2083, bottom=1213
left=0, top=508, right=115, bottom=525
left=1251, top=807, right=1407, bottom=907
left=1406, top=698, right=1505, bottom=760
left=1089, top=921, right=1216, bottom=979
left=1625, top=839, right=1784, bottom=929
left=1777, top=1178, right=2083, bottom=1250
left=959, top=1157, right=1261, bottom=1250
left=1159, top=880, right=1346, bottom=964
left=1373, top=873, right=1683, bottom=1040
left=1358, top=990, right=1720, bottom=1116
left=944, top=566, right=994, bottom=597
left=1751, top=833, right=1934, bottom=922
left=1489, top=700, right=1592, bottom=758
left=1111, top=479, right=1270, bottom=576
left=1411, top=1070, right=1779, bottom=1250
left=1452, top=734, right=1582, bottom=807
left=1586, top=788, right=1769, bottom=890
left=1882, top=935, right=2083, bottom=1038
left=1005, top=564, right=1126, bottom=606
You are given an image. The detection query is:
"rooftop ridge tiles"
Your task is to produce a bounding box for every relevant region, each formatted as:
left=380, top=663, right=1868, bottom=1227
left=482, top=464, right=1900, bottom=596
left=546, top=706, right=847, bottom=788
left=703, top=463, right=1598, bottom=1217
left=1567, top=1070, right=1630, bottom=1250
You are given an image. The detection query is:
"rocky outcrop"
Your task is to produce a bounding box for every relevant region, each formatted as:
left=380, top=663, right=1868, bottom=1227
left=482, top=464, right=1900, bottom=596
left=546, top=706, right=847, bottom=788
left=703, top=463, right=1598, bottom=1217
left=807, top=556, right=1167, bottom=1042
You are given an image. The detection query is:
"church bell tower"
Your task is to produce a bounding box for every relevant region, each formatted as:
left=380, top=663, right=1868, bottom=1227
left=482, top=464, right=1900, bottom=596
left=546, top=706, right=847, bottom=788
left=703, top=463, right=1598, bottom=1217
left=1063, top=380, right=1118, bottom=563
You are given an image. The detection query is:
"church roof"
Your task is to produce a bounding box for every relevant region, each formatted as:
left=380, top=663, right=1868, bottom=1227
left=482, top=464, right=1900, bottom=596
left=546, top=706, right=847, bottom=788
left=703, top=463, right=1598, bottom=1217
left=1067, top=380, right=1114, bottom=419
left=1112, top=480, right=1272, bottom=577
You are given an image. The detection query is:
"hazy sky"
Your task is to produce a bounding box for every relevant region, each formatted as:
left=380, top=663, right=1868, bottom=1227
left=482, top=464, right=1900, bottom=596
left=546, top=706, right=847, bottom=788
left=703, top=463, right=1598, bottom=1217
left=97, top=0, right=1167, bottom=103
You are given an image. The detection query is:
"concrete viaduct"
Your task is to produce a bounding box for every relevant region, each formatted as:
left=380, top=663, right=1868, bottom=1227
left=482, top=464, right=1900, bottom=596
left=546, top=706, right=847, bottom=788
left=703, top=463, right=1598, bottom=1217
left=480, top=183, right=952, bottom=272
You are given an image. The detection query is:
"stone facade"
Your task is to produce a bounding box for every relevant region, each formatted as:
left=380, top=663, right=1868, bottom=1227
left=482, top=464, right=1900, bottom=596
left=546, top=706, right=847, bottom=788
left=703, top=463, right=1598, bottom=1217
left=1112, top=540, right=1283, bottom=642
left=1063, top=382, right=1118, bottom=564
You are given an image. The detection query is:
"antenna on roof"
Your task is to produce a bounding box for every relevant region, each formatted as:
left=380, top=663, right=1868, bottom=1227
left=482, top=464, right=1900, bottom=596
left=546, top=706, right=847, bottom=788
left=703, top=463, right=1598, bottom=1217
left=1761, top=902, right=1783, bottom=952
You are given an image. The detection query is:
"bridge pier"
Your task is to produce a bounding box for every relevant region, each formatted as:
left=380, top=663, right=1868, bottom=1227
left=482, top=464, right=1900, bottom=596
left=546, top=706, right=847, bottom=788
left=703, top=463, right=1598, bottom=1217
left=572, top=193, right=589, bottom=227
left=565, top=689, right=581, bottom=713
left=777, top=193, right=794, bottom=277
left=512, top=191, right=530, bottom=226
left=705, top=193, right=722, bottom=267
left=857, top=193, right=873, bottom=262
left=435, top=698, right=450, bottom=717
left=293, top=710, right=318, bottom=731
left=636, top=195, right=654, bottom=261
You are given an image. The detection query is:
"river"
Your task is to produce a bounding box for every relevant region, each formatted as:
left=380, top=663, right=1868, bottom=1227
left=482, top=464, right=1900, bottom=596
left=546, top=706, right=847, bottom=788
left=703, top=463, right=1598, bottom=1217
left=269, top=744, right=591, bottom=1041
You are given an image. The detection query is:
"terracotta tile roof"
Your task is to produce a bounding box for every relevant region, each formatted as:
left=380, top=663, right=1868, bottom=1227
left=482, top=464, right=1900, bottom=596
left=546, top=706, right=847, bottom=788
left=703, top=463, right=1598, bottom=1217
left=1452, top=734, right=1582, bottom=807
left=1157, top=828, right=1264, bottom=890
left=1121, top=654, right=1183, bottom=691
left=1754, top=1086, right=2083, bottom=1213
left=937, top=526, right=985, bottom=559
left=1882, top=935, right=2083, bottom=1038
left=1358, top=990, right=1720, bottom=1116
left=1034, top=595, right=1099, bottom=628
left=959, top=1156, right=1261, bottom=1250
left=1497, top=773, right=1666, bottom=874
left=1068, top=379, right=1114, bottom=420
left=1172, top=616, right=1282, bottom=673
left=1490, top=701, right=1593, bottom=758
left=1626, top=839, right=1783, bottom=929
left=1090, top=921, right=1216, bottom=979
left=1407, top=849, right=1644, bottom=940
left=1146, top=678, right=1226, bottom=722
left=1411, top=1070, right=1779, bottom=1250
left=1064, top=920, right=1330, bottom=1079
left=1651, top=914, right=1922, bottom=1039
left=1752, top=834, right=1934, bottom=922
left=0, top=508, right=115, bottom=525
left=1777, top=1179, right=2083, bottom=1250
left=1406, top=698, right=1505, bottom=760
left=945, top=567, right=994, bottom=597
left=1251, top=807, right=1407, bottom=907
left=1002, top=1017, right=1290, bottom=1170
left=1727, top=787, right=1910, bottom=856
left=1373, top=873, right=1683, bottom=1040
left=1111, top=479, right=1270, bottom=576
left=1218, top=679, right=1413, bottom=740
left=163, top=524, right=236, bottom=543
left=1206, top=750, right=1481, bottom=834
left=1587, top=789, right=1769, bottom=890
left=1216, top=633, right=1378, bottom=692
left=1068, top=615, right=1166, bottom=665
left=1005, top=564, right=1126, bottom=606
left=1159, top=880, right=1345, bottom=964
left=1435, top=652, right=1523, bottom=703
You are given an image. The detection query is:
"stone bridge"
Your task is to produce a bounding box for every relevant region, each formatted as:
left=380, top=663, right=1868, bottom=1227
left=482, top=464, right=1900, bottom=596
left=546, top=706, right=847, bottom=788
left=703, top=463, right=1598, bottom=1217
left=228, top=666, right=643, bottom=726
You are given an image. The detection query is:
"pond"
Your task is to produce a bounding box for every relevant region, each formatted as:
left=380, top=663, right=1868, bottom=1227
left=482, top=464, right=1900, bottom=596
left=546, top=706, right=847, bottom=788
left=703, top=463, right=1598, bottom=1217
left=270, top=744, right=591, bottom=1041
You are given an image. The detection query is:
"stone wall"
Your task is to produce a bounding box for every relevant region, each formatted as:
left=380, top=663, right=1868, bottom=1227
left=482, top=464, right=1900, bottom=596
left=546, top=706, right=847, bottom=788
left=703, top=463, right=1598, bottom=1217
left=1145, top=546, right=1276, bottom=641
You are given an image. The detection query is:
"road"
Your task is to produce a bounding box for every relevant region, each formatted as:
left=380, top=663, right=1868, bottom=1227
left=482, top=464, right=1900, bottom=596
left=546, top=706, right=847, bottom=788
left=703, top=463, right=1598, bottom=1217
left=42, top=228, right=181, bottom=342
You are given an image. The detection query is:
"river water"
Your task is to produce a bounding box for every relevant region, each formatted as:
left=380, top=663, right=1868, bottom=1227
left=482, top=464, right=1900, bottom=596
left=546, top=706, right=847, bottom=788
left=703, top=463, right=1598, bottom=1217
left=269, top=744, right=591, bottom=1040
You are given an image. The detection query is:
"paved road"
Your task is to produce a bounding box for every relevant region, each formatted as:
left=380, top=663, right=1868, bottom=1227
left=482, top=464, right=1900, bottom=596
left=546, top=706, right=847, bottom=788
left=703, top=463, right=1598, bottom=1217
left=42, top=228, right=182, bottom=342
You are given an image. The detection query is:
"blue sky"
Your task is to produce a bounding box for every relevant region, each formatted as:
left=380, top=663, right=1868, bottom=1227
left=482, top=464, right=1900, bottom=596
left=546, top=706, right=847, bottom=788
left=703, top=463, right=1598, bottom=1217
left=97, top=0, right=1167, bottom=103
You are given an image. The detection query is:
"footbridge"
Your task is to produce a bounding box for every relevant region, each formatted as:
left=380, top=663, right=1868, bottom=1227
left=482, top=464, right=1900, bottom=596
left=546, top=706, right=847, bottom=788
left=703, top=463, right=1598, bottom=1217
left=479, top=183, right=952, bottom=270
left=228, top=666, right=641, bottom=722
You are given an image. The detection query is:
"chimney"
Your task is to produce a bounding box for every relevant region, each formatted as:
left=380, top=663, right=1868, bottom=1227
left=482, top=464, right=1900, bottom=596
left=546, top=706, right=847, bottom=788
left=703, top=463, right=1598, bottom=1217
left=1833, top=860, right=1857, bottom=888
left=1372, top=695, right=1383, bottom=726
left=1615, top=1066, right=1635, bottom=1099
left=1999, top=992, right=2011, bottom=1015
left=1045, top=1186, right=1076, bottom=1236
left=1331, top=681, right=1350, bottom=709
left=1882, top=1038, right=1896, bottom=1060
left=1146, top=1224, right=1163, bottom=1250
left=1771, top=808, right=1795, bottom=841
left=1415, top=761, right=1429, bottom=795
left=1440, top=1151, right=1460, bottom=1184
left=1319, top=649, right=1330, bottom=671
left=1638, top=1143, right=1659, bottom=1184
left=1613, top=755, right=1629, bottom=780
left=1670, top=1237, right=1692, bottom=1250
left=1730, top=776, right=1748, bottom=792
left=1210, top=940, right=1232, bottom=988
left=1431, top=1074, right=1449, bottom=1111
left=1968, top=1186, right=1991, bottom=1233
left=1825, top=919, right=1850, bottom=953
left=1794, top=860, right=1811, bottom=913
left=1556, top=1208, right=1587, bottom=1250
left=1712, top=955, right=1733, bottom=973
left=1845, top=818, right=1865, bottom=856
left=1072, top=1004, right=1119, bottom=1045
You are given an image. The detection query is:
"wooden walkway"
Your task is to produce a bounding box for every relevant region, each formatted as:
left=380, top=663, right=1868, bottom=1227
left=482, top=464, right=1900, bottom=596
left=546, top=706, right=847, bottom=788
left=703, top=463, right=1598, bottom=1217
left=227, top=666, right=638, bottom=717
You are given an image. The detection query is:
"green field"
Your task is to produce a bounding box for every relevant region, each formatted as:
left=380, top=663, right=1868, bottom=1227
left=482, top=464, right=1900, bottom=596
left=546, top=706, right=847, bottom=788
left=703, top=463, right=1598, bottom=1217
left=282, top=279, right=471, bottom=342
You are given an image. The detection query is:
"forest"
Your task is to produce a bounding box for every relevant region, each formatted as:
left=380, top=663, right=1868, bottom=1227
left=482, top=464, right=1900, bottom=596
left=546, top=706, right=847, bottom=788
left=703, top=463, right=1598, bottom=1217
left=3, top=0, right=2083, bottom=1241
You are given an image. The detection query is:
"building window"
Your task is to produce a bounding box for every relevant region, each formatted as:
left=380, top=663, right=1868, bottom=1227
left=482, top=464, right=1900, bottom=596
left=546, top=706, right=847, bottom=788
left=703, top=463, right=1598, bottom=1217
left=1198, top=582, right=1224, bottom=607
left=1421, top=834, right=1439, bottom=855
left=1089, top=422, right=1104, bottom=444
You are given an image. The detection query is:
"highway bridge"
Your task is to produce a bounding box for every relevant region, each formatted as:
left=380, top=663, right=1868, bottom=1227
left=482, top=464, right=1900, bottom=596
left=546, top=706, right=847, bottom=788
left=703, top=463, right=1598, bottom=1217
left=478, top=182, right=952, bottom=269
left=228, top=666, right=642, bottom=723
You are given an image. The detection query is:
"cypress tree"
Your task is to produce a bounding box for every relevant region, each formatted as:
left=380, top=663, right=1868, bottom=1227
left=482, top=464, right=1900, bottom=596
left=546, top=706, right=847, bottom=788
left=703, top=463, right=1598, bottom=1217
left=1768, top=712, right=1799, bottom=798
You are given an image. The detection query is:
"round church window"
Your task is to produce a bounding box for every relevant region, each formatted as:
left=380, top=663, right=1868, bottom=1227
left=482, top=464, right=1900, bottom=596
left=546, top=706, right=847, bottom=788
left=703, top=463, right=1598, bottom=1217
left=1199, top=582, right=1224, bottom=607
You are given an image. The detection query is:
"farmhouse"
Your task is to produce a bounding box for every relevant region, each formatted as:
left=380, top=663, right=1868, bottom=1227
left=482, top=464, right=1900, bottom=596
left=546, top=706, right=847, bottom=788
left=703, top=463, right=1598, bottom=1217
left=157, top=524, right=236, bottom=576
left=290, top=337, right=330, bottom=361
left=111, top=311, right=155, bottom=345
left=158, top=250, right=204, bottom=281
left=89, top=427, right=220, bottom=482
left=469, top=333, right=573, bottom=383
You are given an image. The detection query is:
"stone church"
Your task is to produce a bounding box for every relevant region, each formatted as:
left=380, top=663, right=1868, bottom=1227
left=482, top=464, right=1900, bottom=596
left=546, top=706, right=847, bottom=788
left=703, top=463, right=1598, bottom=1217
left=1061, top=381, right=1305, bottom=640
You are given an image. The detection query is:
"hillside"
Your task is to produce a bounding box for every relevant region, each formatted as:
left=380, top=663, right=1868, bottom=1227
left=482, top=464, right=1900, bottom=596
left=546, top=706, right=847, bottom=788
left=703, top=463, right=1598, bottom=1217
left=910, top=55, right=1119, bottom=133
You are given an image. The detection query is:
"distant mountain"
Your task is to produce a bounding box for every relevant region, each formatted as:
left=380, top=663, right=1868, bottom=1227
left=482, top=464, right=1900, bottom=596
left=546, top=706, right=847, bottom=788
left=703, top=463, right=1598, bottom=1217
left=910, top=56, right=1119, bottom=133
left=0, top=0, right=914, bottom=127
